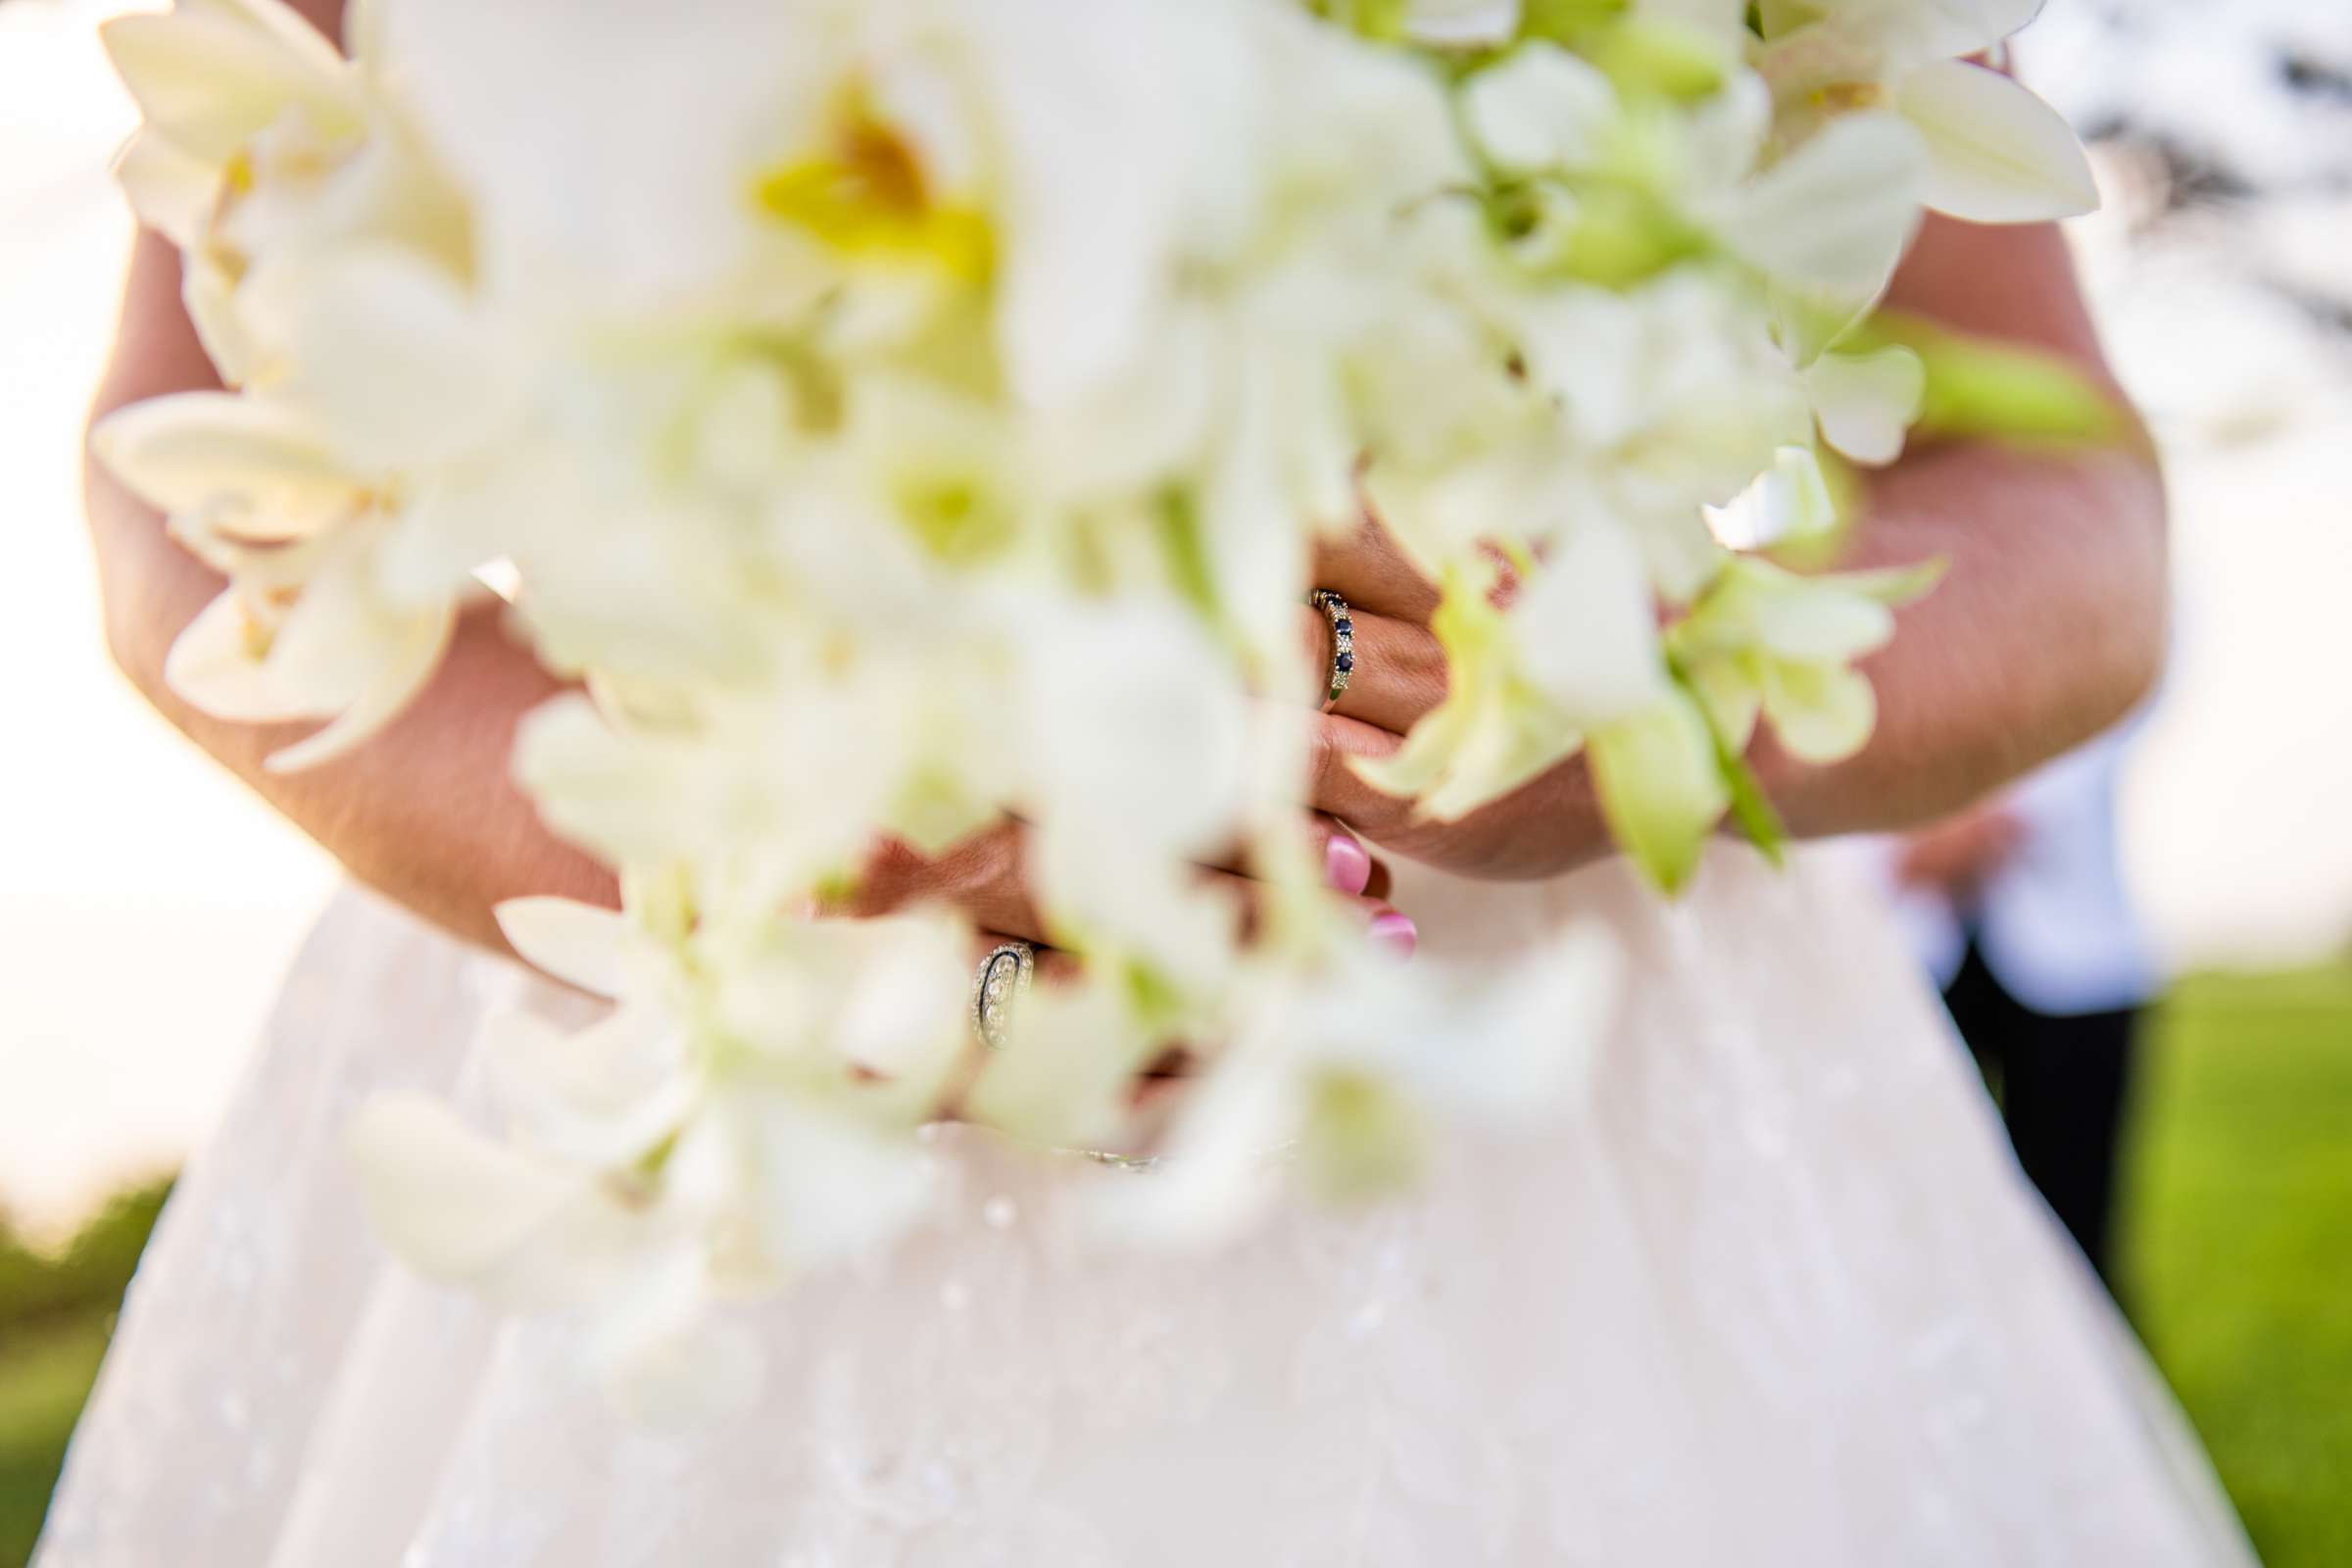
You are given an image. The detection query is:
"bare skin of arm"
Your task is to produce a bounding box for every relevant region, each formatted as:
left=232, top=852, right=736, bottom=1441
left=1783, top=214, right=2164, bottom=836
left=90, top=229, right=617, bottom=954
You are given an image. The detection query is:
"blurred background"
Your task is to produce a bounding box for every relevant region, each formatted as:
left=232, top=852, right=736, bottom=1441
left=0, top=0, right=2346, bottom=1562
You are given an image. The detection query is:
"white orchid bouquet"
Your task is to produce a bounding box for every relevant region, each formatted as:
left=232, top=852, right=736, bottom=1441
left=96, top=0, right=2098, bottom=1412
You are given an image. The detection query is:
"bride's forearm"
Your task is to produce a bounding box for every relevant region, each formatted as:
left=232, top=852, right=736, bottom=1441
left=1759, top=436, right=2166, bottom=839
left=90, top=232, right=615, bottom=954
left=1757, top=214, right=2165, bottom=838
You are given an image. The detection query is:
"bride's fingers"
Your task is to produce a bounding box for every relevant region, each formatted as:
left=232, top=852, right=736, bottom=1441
left=852, top=818, right=1411, bottom=956
left=1301, top=711, right=1420, bottom=842
left=965, top=930, right=1083, bottom=986
left=843, top=820, right=1048, bottom=941
left=1201, top=813, right=1388, bottom=897
left=1306, top=510, right=1529, bottom=626
left=1297, top=600, right=1447, bottom=737
left=1199, top=865, right=1416, bottom=956
left=953, top=937, right=1182, bottom=1114
left=1308, top=514, right=1442, bottom=623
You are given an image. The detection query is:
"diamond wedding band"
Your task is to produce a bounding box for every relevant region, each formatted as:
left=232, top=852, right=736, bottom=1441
left=970, top=942, right=1035, bottom=1052
left=1308, top=588, right=1354, bottom=711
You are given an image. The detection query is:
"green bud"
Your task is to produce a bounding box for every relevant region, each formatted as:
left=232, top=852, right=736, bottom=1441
left=1313, top=0, right=1415, bottom=42
left=1593, top=19, right=1731, bottom=103
left=1590, top=693, right=1729, bottom=895
left=1120, top=959, right=1192, bottom=1038
left=1671, top=659, right=1788, bottom=868
left=1154, top=486, right=1219, bottom=622
left=1858, top=312, right=2131, bottom=448
left=1532, top=182, right=1709, bottom=289
left=1519, top=0, right=1630, bottom=48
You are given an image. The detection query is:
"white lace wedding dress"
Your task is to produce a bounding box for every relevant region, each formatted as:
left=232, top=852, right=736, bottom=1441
left=36, top=847, right=2254, bottom=1565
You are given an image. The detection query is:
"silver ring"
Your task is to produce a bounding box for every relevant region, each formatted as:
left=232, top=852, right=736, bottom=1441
left=970, top=942, right=1035, bottom=1051
left=1308, top=589, right=1353, bottom=711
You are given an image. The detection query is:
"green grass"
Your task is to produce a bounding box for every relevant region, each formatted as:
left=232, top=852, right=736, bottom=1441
left=0, top=971, right=2344, bottom=1565
left=0, top=1185, right=167, bottom=1568
left=2120, top=966, right=2352, bottom=1568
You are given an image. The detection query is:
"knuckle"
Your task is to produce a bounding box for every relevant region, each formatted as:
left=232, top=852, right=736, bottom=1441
left=956, top=822, right=1024, bottom=897
left=1305, top=719, right=1344, bottom=800
left=1298, top=602, right=1333, bottom=666
left=853, top=835, right=932, bottom=912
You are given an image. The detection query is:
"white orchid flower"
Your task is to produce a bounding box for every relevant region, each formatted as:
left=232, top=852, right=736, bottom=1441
left=103, top=0, right=469, bottom=387
left=92, top=391, right=462, bottom=767
left=1357, top=528, right=1669, bottom=817
left=1757, top=0, right=2098, bottom=224
left=1803, top=341, right=1928, bottom=464
left=347, top=1092, right=668, bottom=1311
left=1503, top=271, right=1814, bottom=510
left=1669, top=553, right=1942, bottom=764
left=354, top=891, right=968, bottom=1416
left=1464, top=42, right=1624, bottom=176
left=1109, top=923, right=1619, bottom=1245
left=1704, top=108, right=1930, bottom=314
left=1704, top=443, right=1842, bottom=549
left=961, top=973, right=1162, bottom=1153
left=1461, top=41, right=1926, bottom=314
left=1403, top=0, right=1522, bottom=48
left=1586, top=686, right=1734, bottom=892
left=388, top=0, right=1276, bottom=412
left=100, top=0, right=362, bottom=251
left=1014, top=597, right=1262, bottom=995
left=698, top=907, right=976, bottom=1123
left=89, top=278, right=513, bottom=768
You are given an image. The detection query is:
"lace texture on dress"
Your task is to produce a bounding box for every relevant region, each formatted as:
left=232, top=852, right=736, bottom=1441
left=37, top=853, right=2254, bottom=1567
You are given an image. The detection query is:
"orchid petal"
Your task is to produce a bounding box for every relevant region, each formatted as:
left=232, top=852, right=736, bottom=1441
left=260, top=592, right=456, bottom=770
left=1405, top=0, right=1521, bottom=47
left=112, top=129, right=220, bottom=248
left=1588, top=693, right=1728, bottom=894
left=582, top=1249, right=764, bottom=1428
left=484, top=1004, right=694, bottom=1166
left=347, top=1093, right=587, bottom=1284
left=1683, top=651, right=1764, bottom=757
left=90, top=391, right=353, bottom=524
left=1714, top=112, right=1926, bottom=304
left=1511, top=522, right=1675, bottom=724
left=1805, top=345, right=1926, bottom=465
left=268, top=249, right=510, bottom=471
left=1897, top=60, right=2097, bottom=223
left=1463, top=43, right=1619, bottom=174
left=494, top=897, right=642, bottom=999
left=162, top=590, right=299, bottom=723
left=1706, top=445, right=1841, bottom=549
left=728, top=1093, right=936, bottom=1271
left=964, top=978, right=1152, bottom=1150
left=100, top=8, right=354, bottom=167
left=1760, top=659, right=1878, bottom=762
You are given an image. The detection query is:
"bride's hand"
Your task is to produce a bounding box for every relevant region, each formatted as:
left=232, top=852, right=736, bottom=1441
left=828, top=814, right=1414, bottom=956
left=833, top=814, right=1415, bottom=1110
left=1296, top=519, right=1614, bottom=882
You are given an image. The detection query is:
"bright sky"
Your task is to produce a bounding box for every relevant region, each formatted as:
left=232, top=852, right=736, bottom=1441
left=0, top=3, right=337, bottom=1238
left=0, top=0, right=2346, bottom=1236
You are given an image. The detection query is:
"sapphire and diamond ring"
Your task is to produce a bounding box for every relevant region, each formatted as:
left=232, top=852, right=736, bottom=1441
left=1308, top=588, right=1354, bottom=711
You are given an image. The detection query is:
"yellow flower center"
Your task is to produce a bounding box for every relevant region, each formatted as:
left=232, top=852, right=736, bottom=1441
left=1810, top=80, right=1889, bottom=114
left=896, top=475, right=1015, bottom=564
left=752, top=98, right=994, bottom=283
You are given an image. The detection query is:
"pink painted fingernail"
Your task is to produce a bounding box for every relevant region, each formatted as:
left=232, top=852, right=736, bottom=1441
left=1324, top=834, right=1373, bottom=896
left=1368, top=911, right=1418, bottom=960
